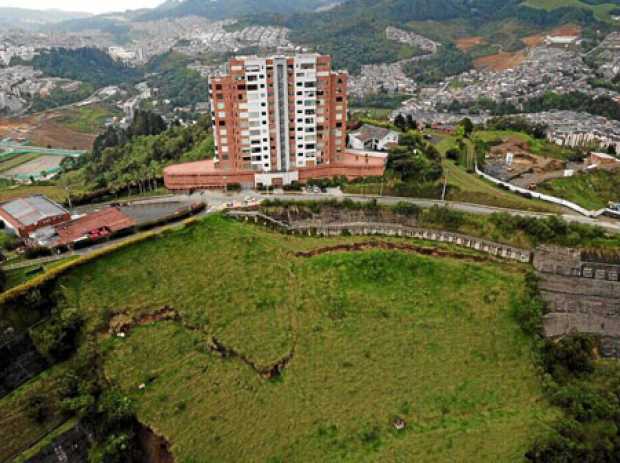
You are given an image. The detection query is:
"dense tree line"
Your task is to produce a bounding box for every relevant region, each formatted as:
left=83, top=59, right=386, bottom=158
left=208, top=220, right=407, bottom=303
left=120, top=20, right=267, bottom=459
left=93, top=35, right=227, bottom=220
left=29, top=83, right=95, bottom=112
left=145, top=52, right=211, bottom=108
left=32, top=48, right=143, bottom=88
left=79, top=113, right=214, bottom=193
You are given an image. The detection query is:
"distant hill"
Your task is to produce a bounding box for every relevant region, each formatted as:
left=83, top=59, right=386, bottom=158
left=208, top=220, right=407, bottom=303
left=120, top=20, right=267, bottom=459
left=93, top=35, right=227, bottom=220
left=0, top=7, right=91, bottom=29
left=137, top=0, right=335, bottom=21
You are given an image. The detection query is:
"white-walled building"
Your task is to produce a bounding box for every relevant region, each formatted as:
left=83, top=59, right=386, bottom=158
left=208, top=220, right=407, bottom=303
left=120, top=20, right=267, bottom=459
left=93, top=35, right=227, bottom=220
left=349, top=124, right=400, bottom=152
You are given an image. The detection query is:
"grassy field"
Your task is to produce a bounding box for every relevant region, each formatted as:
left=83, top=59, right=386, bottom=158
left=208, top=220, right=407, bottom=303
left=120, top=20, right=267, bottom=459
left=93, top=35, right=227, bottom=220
left=4, top=257, right=80, bottom=291
left=0, top=184, right=69, bottom=203
left=350, top=107, right=394, bottom=121
left=522, top=0, right=619, bottom=23
left=47, top=215, right=558, bottom=462
left=55, top=105, right=120, bottom=134
left=538, top=168, right=620, bottom=210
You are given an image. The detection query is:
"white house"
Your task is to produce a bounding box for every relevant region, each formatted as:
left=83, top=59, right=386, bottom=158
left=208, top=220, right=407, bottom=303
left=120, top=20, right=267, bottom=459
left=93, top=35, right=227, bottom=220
left=349, top=124, right=400, bottom=152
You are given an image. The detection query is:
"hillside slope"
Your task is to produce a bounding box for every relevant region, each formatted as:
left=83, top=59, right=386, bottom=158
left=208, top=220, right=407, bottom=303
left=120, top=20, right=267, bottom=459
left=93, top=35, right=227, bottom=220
left=137, top=0, right=335, bottom=21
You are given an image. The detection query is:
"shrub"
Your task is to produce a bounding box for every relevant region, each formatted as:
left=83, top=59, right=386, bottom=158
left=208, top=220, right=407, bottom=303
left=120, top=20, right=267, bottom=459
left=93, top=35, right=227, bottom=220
left=392, top=202, right=420, bottom=217
left=31, top=306, right=84, bottom=362
left=26, top=393, right=51, bottom=423
left=445, top=148, right=460, bottom=161
left=2, top=234, right=22, bottom=251
left=543, top=335, right=597, bottom=382
left=420, top=206, right=466, bottom=230
left=24, top=246, right=53, bottom=259
left=512, top=272, right=545, bottom=337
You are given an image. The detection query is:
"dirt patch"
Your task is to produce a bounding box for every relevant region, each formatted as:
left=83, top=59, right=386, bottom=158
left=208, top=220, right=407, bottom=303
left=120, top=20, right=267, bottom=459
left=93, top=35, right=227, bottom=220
left=523, top=24, right=581, bottom=49
left=0, top=112, right=97, bottom=150
left=522, top=34, right=546, bottom=48
left=456, top=36, right=487, bottom=52
left=474, top=50, right=527, bottom=71
left=108, top=306, right=180, bottom=336
left=484, top=137, right=566, bottom=184
left=137, top=424, right=175, bottom=463
left=2, top=155, right=63, bottom=177
left=295, top=240, right=493, bottom=263
left=550, top=24, right=581, bottom=38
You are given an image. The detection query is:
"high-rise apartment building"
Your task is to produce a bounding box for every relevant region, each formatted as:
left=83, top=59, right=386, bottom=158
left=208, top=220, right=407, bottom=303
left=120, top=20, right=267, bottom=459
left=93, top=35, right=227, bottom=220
left=164, top=54, right=386, bottom=190
left=209, top=54, right=348, bottom=173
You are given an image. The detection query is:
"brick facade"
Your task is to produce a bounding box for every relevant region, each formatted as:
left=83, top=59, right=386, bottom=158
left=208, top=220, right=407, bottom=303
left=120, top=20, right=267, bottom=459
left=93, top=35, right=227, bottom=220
left=164, top=54, right=385, bottom=190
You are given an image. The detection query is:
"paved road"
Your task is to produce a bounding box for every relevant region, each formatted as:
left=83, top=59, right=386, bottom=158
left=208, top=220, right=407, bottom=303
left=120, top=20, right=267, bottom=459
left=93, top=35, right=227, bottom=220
left=184, top=190, right=620, bottom=234
left=5, top=190, right=619, bottom=272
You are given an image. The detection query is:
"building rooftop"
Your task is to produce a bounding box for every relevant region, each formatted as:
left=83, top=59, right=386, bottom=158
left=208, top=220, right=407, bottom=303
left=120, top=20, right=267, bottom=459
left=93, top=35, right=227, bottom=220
left=350, top=124, right=396, bottom=143
left=164, top=159, right=252, bottom=176
left=55, top=207, right=135, bottom=246
left=0, top=195, right=68, bottom=227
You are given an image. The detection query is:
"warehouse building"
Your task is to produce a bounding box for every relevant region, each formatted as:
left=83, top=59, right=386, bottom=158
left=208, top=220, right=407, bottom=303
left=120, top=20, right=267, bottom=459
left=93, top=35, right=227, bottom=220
left=0, top=195, right=70, bottom=238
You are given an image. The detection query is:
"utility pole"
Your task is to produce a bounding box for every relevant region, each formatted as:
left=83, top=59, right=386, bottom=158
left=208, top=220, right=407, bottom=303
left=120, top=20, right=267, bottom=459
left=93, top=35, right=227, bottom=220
left=441, top=176, right=447, bottom=201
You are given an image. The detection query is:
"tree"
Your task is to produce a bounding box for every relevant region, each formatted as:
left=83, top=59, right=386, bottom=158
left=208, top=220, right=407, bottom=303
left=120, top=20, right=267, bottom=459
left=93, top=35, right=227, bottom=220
left=446, top=148, right=460, bottom=161
left=460, top=117, right=474, bottom=137
left=394, top=114, right=407, bottom=132
left=406, top=114, right=417, bottom=131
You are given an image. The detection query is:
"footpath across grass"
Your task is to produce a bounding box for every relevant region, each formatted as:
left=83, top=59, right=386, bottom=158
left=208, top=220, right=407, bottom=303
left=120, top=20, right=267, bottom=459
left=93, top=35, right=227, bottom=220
left=48, top=214, right=559, bottom=462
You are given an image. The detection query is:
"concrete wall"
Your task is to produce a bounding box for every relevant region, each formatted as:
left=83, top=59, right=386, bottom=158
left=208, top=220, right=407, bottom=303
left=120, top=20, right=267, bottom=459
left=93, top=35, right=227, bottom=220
left=534, top=245, right=620, bottom=357
left=228, top=211, right=532, bottom=263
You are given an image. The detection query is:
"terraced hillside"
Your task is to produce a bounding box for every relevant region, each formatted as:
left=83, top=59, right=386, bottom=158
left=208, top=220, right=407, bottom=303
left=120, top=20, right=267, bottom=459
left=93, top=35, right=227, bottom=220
left=5, top=214, right=557, bottom=462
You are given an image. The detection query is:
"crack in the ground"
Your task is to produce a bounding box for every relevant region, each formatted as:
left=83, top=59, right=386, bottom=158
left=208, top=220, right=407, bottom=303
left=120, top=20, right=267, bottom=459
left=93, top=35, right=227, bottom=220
left=108, top=306, right=296, bottom=380
left=295, top=241, right=496, bottom=262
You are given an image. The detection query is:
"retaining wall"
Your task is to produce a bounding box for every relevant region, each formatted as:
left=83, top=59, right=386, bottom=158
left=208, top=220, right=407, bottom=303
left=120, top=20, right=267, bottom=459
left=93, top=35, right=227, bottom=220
left=534, top=245, right=620, bottom=357
left=227, top=211, right=532, bottom=263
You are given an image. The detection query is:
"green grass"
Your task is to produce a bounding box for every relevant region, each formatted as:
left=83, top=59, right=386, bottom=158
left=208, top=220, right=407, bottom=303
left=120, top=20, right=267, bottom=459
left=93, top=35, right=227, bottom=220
left=0, top=184, right=69, bottom=203
left=350, top=107, right=394, bottom=121
left=0, top=365, right=68, bottom=463
left=522, top=0, right=619, bottom=23
left=433, top=133, right=561, bottom=212
left=537, top=168, right=620, bottom=210
left=55, top=105, right=120, bottom=134
left=5, top=257, right=80, bottom=292
left=50, top=215, right=557, bottom=462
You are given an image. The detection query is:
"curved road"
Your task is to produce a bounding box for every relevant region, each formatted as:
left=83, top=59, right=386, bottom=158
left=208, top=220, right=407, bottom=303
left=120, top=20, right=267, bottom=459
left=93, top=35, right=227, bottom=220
left=4, top=190, right=619, bottom=271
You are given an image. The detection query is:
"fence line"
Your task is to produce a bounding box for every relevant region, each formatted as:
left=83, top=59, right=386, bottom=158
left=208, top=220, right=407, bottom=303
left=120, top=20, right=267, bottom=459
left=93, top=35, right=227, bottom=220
left=474, top=162, right=609, bottom=218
